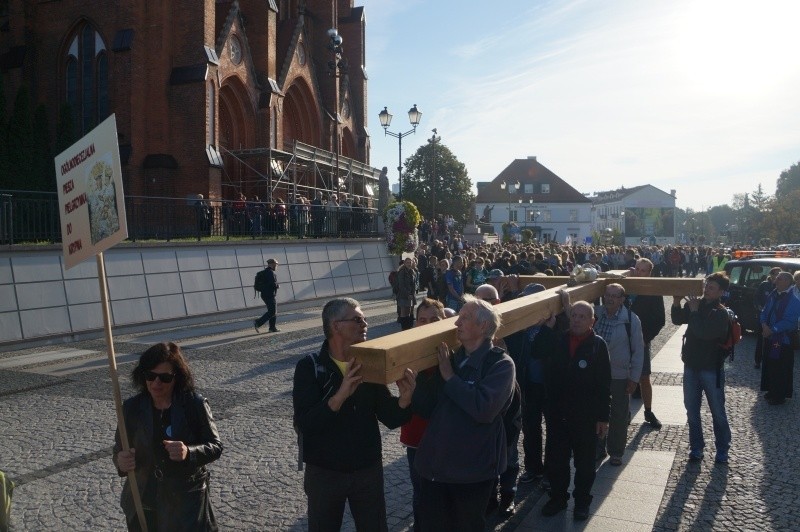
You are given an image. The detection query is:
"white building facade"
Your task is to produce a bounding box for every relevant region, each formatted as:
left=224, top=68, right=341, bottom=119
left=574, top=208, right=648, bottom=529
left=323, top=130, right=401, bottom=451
left=591, top=185, right=677, bottom=246
left=474, top=157, right=593, bottom=245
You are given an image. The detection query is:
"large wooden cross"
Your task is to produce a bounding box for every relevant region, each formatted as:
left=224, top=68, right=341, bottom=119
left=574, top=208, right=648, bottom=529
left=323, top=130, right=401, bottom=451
left=350, top=272, right=703, bottom=384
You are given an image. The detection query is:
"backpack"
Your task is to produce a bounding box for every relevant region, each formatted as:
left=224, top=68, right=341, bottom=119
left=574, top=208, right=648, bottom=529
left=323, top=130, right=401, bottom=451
left=480, top=348, right=522, bottom=443
left=718, top=305, right=742, bottom=361
left=254, top=268, right=268, bottom=293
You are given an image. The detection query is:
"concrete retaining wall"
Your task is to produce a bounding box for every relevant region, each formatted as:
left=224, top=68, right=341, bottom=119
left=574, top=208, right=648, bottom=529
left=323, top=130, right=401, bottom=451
left=0, top=240, right=396, bottom=346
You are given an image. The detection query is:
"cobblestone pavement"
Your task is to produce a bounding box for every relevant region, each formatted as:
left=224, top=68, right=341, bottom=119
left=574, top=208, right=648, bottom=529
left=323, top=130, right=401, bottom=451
left=1, top=296, right=797, bottom=531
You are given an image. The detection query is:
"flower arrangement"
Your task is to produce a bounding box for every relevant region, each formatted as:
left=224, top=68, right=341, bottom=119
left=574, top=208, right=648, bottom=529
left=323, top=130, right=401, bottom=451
left=384, top=200, right=422, bottom=255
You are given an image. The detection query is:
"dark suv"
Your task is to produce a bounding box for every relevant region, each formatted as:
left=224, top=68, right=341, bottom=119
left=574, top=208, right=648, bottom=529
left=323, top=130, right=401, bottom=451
left=724, top=256, right=800, bottom=332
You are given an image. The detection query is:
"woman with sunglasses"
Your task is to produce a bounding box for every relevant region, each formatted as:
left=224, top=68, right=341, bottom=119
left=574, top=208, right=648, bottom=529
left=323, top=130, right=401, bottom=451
left=113, top=342, right=223, bottom=531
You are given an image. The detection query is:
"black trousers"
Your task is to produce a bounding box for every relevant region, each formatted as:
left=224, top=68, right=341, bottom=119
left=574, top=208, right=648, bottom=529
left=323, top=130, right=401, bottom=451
left=763, top=344, right=795, bottom=401
left=255, top=293, right=277, bottom=329
left=547, top=416, right=597, bottom=507
left=303, top=462, right=387, bottom=532
left=522, top=383, right=546, bottom=475
left=418, top=477, right=494, bottom=532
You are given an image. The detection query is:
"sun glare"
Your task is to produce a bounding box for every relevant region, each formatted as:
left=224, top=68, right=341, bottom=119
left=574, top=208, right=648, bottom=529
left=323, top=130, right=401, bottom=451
left=671, top=0, right=799, bottom=97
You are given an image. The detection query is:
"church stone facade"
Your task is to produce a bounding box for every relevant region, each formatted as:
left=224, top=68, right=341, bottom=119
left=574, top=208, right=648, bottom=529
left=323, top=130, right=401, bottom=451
left=0, top=0, right=373, bottom=203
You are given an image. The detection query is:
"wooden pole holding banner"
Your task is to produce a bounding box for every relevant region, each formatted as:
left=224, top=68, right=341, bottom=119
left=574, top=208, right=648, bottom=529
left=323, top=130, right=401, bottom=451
left=96, top=252, right=148, bottom=531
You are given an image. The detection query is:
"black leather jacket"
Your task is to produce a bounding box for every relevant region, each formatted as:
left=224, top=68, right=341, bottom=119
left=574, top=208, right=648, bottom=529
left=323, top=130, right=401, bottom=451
left=113, top=390, right=223, bottom=531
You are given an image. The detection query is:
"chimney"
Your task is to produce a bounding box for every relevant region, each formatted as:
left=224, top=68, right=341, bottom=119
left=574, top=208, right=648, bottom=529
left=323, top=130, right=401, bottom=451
left=528, top=156, right=537, bottom=161
left=670, top=189, right=676, bottom=197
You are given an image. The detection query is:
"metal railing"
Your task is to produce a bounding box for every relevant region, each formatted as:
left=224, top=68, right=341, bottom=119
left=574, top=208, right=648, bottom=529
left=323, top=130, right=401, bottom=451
left=0, top=190, right=382, bottom=245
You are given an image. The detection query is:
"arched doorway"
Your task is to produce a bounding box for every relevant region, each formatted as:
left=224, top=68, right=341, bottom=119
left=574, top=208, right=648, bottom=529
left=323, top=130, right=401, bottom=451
left=219, top=78, right=255, bottom=200
left=282, top=79, right=320, bottom=150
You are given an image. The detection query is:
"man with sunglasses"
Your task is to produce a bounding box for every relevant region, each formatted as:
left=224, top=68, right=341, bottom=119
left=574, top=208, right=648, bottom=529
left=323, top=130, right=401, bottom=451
left=293, top=298, right=416, bottom=531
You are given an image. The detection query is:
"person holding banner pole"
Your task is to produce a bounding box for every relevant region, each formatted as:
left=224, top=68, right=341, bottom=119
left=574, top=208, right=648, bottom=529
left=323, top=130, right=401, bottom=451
left=113, top=342, right=223, bottom=531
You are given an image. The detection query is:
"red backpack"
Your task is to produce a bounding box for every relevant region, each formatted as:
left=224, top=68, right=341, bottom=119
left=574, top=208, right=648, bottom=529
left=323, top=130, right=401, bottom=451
left=718, top=305, right=742, bottom=360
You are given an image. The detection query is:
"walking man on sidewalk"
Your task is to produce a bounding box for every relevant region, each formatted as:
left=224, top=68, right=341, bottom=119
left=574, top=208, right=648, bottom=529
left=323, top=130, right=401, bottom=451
left=671, top=272, right=732, bottom=463
left=254, top=258, right=281, bottom=333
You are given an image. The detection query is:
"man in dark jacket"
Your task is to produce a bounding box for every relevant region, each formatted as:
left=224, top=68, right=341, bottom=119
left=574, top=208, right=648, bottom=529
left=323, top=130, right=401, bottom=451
left=671, top=272, right=732, bottom=463
left=629, top=258, right=666, bottom=428
left=293, top=298, right=416, bottom=531
left=412, top=295, right=515, bottom=531
left=533, top=299, right=611, bottom=521
left=753, top=267, right=781, bottom=369
left=254, top=258, right=280, bottom=333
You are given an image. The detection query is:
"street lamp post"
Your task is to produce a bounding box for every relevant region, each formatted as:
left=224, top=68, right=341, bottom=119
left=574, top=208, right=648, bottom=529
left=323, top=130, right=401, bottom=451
left=378, top=104, right=422, bottom=201
left=428, top=129, right=441, bottom=220
left=327, top=28, right=347, bottom=193
left=499, top=180, right=520, bottom=223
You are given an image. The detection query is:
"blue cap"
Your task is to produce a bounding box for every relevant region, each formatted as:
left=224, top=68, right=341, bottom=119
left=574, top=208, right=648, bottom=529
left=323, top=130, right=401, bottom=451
left=521, top=283, right=546, bottom=296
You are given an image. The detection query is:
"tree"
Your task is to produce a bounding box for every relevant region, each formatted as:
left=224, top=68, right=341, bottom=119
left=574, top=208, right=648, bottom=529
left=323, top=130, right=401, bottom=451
left=763, top=189, right=800, bottom=243
left=750, top=183, right=771, bottom=211
left=401, top=141, right=474, bottom=224
left=775, top=161, right=800, bottom=197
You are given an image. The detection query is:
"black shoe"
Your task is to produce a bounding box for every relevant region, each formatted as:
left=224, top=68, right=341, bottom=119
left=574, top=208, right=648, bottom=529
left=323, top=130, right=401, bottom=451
left=574, top=505, right=590, bottom=520
left=519, top=471, right=543, bottom=484
left=688, top=450, right=704, bottom=462
left=254, top=321, right=261, bottom=333
left=541, top=497, right=568, bottom=517
left=268, top=328, right=281, bottom=333
left=644, top=410, right=662, bottom=429
left=540, top=477, right=551, bottom=491
left=498, top=494, right=515, bottom=519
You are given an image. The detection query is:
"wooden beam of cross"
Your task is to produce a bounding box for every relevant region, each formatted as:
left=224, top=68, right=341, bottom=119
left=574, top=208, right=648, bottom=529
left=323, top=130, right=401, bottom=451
left=350, top=273, right=703, bottom=384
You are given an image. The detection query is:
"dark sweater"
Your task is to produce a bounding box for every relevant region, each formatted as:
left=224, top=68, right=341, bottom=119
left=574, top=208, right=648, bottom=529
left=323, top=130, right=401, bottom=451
left=293, top=341, right=411, bottom=472
left=671, top=299, right=729, bottom=370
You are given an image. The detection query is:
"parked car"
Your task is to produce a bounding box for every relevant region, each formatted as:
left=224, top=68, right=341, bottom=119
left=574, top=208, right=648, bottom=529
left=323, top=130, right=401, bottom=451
left=723, top=255, right=800, bottom=332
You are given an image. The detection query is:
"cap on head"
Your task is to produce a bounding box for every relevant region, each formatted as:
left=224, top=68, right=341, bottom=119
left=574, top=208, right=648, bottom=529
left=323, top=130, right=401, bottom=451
left=521, top=283, right=546, bottom=296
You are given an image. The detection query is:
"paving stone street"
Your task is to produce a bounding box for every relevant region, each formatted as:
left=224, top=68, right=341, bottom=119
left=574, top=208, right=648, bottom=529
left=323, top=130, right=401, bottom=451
left=0, top=295, right=797, bottom=531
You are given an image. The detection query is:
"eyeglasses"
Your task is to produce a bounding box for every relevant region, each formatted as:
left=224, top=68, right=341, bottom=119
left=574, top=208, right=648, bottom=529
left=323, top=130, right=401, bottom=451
left=336, top=316, right=368, bottom=325
left=145, top=371, right=175, bottom=384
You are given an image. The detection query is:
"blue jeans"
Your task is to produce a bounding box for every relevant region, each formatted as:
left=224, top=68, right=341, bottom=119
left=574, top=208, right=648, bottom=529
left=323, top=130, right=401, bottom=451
left=683, top=365, right=731, bottom=457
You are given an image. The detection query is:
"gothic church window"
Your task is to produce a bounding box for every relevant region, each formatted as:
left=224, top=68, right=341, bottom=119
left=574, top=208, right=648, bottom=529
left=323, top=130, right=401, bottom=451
left=64, top=22, right=109, bottom=135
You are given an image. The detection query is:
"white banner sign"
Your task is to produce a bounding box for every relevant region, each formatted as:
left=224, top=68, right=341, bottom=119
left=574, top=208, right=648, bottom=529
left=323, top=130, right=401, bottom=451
left=55, top=114, right=128, bottom=269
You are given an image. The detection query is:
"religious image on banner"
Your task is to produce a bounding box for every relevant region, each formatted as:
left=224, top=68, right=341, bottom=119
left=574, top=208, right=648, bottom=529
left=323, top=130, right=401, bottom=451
left=86, top=154, right=121, bottom=245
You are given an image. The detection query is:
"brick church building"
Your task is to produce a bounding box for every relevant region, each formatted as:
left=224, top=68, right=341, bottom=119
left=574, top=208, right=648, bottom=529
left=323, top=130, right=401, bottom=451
left=0, top=0, right=379, bottom=205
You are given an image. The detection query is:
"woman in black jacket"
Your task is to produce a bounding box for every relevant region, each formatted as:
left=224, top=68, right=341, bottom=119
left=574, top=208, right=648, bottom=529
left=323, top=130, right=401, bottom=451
left=113, top=342, right=223, bottom=531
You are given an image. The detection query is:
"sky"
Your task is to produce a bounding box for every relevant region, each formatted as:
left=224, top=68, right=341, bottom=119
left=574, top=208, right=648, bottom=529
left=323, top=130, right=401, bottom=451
left=362, top=0, right=800, bottom=212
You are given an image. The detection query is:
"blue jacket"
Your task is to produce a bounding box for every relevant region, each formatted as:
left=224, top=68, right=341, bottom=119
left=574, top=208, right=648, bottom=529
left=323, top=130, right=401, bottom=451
left=412, top=340, right=514, bottom=483
left=760, top=290, right=800, bottom=345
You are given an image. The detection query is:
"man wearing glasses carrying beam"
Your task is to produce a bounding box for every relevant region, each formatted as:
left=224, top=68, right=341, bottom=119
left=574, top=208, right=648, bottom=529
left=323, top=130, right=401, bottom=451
left=292, top=298, right=417, bottom=531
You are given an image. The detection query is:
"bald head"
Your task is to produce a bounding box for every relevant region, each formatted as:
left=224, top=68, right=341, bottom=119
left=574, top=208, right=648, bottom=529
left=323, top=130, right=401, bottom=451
left=474, top=284, right=500, bottom=304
